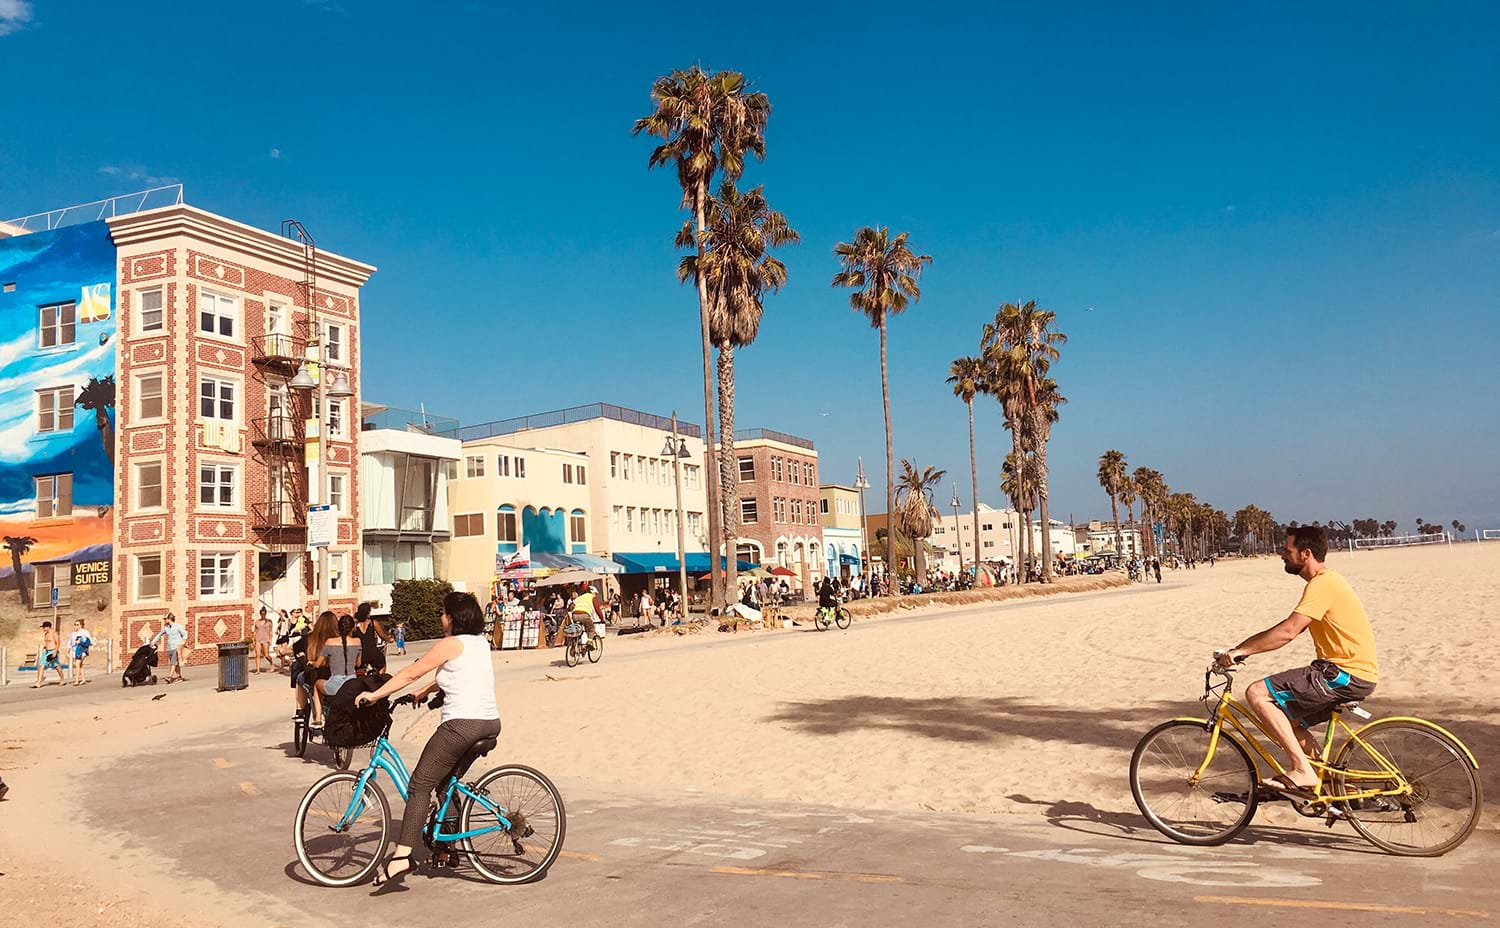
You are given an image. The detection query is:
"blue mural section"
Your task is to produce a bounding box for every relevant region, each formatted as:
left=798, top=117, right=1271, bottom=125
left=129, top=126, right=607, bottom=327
left=0, top=221, right=117, bottom=617
left=521, top=506, right=567, bottom=554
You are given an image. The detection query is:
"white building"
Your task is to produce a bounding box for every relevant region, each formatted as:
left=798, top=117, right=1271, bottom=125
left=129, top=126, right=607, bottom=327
left=929, top=504, right=1082, bottom=572
left=359, top=405, right=461, bottom=613
left=1080, top=520, right=1145, bottom=558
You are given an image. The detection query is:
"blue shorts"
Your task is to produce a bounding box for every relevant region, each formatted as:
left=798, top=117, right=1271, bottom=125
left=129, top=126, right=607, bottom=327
left=325, top=674, right=356, bottom=696
left=42, top=650, right=61, bottom=669
left=166, top=649, right=180, bottom=666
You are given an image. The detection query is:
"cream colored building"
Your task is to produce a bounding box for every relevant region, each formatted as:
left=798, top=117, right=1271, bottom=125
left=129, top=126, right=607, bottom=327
left=818, top=484, right=865, bottom=580
left=930, top=505, right=1083, bottom=572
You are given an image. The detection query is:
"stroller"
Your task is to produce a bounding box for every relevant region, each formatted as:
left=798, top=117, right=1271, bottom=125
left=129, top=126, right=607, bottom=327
left=122, top=643, right=160, bottom=687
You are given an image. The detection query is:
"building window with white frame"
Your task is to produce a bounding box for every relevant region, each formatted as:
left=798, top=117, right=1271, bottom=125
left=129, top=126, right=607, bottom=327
left=199, top=377, right=235, bottom=421
left=576, top=464, right=584, bottom=484
left=562, top=462, right=573, bottom=484
left=610, top=452, right=618, bottom=477
left=741, top=498, right=758, bottom=524
left=138, top=288, right=164, bottom=334
left=198, top=288, right=236, bottom=338
left=328, top=399, right=344, bottom=438
left=625, top=507, right=635, bottom=532
left=623, top=455, right=633, bottom=480
left=464, top=454, right=485, bottom=479
left=322, top=321, right=344, bottom=364
left=515, top=456, right=526, bottom=478
left=198, top=463, right=237, bottom=508
left=570, top=510, right=586, bottom=545
left=612, top=506, right=621, bottom=531
left=38, top=302, right=77, bottom=349
left=688, top=512, right=702, bottom=536
left=328, top=472, right=346, bottom=513
left=37, top=386, right=75, bottom=433
left=135, top=462, right=163, bottom=509
left=685, top=465, right=699, bottom=489
left=35, top=474, right=72, bottom=519
left=135, top=554, right=163, bottom=601
left=738, top=457, right=755, bottom=481
left=199, top=551, right=237, bottom=598
left=136, top=372, right=164, bottom=420
left=496, top=507, right=518, bottom=543
left=329, top=552, right=347, bottom=592
left=496, top=454, right=511, bottom=477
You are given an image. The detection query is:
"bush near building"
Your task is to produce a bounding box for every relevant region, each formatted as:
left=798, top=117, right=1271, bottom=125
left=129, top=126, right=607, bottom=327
left=390, top=578, right=453, bottom=640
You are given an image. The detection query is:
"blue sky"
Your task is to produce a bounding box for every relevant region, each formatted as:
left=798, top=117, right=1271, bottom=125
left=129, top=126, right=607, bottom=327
left=2, top=1, right=1496, bottom=532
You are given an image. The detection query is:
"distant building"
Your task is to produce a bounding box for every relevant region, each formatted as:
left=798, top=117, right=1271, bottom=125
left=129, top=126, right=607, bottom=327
left=728, top=428, right=821, bottom=585
left=818, top=484, right=864, bottom=581
left=930, top=503, right=1024, bottom=571
left=1080, top=520, right=1145, bottom=558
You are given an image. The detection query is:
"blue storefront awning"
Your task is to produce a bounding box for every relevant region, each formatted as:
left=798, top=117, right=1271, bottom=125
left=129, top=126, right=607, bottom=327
left=612, top=553, right=756, bottom=575
left=838, top=554, right=860, bottom=565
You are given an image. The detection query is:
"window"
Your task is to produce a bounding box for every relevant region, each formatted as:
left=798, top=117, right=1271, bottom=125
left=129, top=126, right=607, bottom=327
left=515, top=456, right=526, bottom=478
left=199, top=377, right=235, bottom=421
left=791, top=499, right=802, bottom=523
left=984, top=540, right=996, bottom=548
left=648, top=458, right=658, bottom=483
left=576, top=464, right=584, bottom=484
left=199, top=463, right=237, bottom=508
left=136, top=462, right=163, bottom=509
left=773, top=497, right=785, bottom=523
left=322, top=321, right=344, bottom=364
left=935, top=526, right=945, bottom=534
left=610, top=452, right=619, bottom=478
left=37, top=386, right=75, bottom=433
left=685, top=465, right=699, bottom=489
left=134, top=554, right=163, bottom=601
left=328, top=473, right=346, bottom=513
left=820, top=499, right=829, bottom=514
left=625, top=507, right=635, bottom=532
left=139, top=288, right=164, bottom=333
left=454, top=513, right=484, bottom=537
left=612, top=506, right=622, bottom=530
left=982, top=522, right=994, bottom=531
left=35, top=474, right=72, bottom=518
left=199, top=551, right=237, bottom=598
left=465, top=455, right=485, bottom=479
left=496, top=455, right=510, bottom=477
left=496, top=506, right=517, bottom=543
left=741, top=498, right=758, bottom=524
left=136, top=373, right=164, bottom=420
left=688, top=512, right=702, bottom=536
left=652, top=509, right=661, bottom=534
left=570, top=510, right=586, bottom=544
left=738, top=457, right=755, bottom=481
left=198, top=289, right=236, bottom=338
left=562, top=463, right=573, bottom=483
left=623, top=455, right=633, bottom=480
left=39, top=302, right=77, bottom=349
left=329, top=552, right=347, bottom=592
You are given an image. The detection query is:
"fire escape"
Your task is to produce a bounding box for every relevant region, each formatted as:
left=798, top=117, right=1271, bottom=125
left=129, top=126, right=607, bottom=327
left=248, top=220, right=319, bottom=552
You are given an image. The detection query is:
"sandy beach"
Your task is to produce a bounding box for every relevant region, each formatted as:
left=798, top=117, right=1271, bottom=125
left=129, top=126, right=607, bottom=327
left=1, top=544, right=1495, bottom=925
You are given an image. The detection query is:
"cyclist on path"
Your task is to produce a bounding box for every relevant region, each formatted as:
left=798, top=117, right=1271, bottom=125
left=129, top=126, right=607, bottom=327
left=1215, top=524, right=1378, bottom=795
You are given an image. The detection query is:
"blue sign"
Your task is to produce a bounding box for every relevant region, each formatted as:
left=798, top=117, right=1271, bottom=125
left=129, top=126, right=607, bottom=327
left=50, top=586, right=59, bottom=608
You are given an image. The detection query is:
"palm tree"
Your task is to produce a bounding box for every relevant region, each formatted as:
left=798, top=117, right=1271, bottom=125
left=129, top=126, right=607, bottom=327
left=75, top=374, right=116, bottom=466
left=680, top=180, right=799, bottom=599
left=1002, top=450, right=1037, bottom=580
left=1097, top=450, right=1127, bottom=559
left=635, top=65, right=770, bottom=611
left=982, top=346, right=1027, bottom=581
left=831, top=227, right=932, bottom=591
left=983, top=301, right=1067, bottom=581
left=895, top=460, right=947, bottom=580
left=3, top=536, right=38, bottom=609
left=1120, top=472, right=1139, bottom=557
left=946, top=355, right=986, bottom=576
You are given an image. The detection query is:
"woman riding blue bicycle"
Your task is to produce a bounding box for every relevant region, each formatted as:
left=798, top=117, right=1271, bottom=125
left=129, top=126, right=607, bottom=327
left=354, top=591, right=500, bottom=887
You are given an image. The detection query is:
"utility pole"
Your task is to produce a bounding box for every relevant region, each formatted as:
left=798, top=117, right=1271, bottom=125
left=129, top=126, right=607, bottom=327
left=665, top=412, right=691, bottom=618
left=855, top=458, right=872, bottom=584
left=951, top=482, right=964, bottom=578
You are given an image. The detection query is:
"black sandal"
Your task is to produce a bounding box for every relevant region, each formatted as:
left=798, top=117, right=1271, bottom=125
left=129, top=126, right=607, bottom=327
left=373, top=853, right=412, bottom=887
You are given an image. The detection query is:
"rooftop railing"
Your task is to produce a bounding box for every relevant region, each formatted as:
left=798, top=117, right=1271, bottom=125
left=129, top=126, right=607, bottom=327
left=4, top=185, right=185, bottom=233
left=733, top=427, right=814, bottom=450
left=458, top=403, right=701, bottom=442
left=362, top=406, right=461, bottom=438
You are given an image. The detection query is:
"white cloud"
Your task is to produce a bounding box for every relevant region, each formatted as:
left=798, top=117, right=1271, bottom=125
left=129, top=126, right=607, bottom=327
left=1225, top=204, right=1237, bottom=213
left=0, top=0, right=33, bottom=37
left=269, top=148, right=281, bottom=159
left=98, top=164, right=179, bottom=186
left=0, top=336, right=114, bottom=462
left=302, top=0, right=347, bottom=13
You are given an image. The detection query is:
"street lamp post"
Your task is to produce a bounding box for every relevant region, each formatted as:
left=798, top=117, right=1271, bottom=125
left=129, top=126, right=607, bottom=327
left=290, top=336, right=352, bottom=618
left=951, top=482, right=963, bottom=579
left=662, top=413, right=691, bottom=618
left=854, top=457, right=871, bottom=588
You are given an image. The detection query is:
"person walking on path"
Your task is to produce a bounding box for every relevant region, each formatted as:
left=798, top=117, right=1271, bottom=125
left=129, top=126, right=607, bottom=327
left=252, top=607, right=277, bottom=673
left=1152, top=557, right=1162, bottom=583
left=353, top=603, right=391, bottom=673
left=67, top=619, right=92, bottom=686
left=393, top=621, right=407, bottom=656
left=149, top=613, right=189, bottom=683
left=31, top=621, right=66, bottom=688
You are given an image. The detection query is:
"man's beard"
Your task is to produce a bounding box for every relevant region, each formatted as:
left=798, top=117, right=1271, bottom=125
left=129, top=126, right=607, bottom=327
left=1283, top=560, right=1302, bottom=575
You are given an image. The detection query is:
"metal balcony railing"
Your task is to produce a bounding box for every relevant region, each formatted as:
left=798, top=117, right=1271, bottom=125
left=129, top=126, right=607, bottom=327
left=251, top=414, right=304, bottom=448
left=252, top=333, right=307, bottom=369
left=252, top=499, right=306, bottom=530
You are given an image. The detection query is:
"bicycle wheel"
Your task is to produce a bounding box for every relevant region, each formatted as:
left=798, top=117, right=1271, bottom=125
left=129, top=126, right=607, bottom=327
left=460, top=765, right=567, bottom=884
left=587, top=637, right=602, bottom=663
left=1130, top=719, right=1259, bottom=845
left=564, top=641, right=580, bottom=667
left=814, top=610, right=829, bottom=631
left=331, top=743, right=353, bottom=770
left=294, top=772, right=391, bottom=886
left=1332, top=719, right=1482, bottom=857
left=835, top=607, right=851, bottom=630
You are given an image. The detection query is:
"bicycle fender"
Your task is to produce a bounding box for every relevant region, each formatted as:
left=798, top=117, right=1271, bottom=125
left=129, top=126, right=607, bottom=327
left=1348, top=716, right=1479, bottom=769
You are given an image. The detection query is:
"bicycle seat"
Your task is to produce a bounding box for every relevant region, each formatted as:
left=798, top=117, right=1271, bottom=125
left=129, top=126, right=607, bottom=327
left=447, top=736, right=498, bottom=784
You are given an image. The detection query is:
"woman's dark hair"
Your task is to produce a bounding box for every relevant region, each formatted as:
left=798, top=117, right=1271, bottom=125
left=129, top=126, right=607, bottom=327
left=356, top=601, right=371, bottom=623
left=444, top=591, right=486, bottom=636
left=337, top=613, right=356, bottom=639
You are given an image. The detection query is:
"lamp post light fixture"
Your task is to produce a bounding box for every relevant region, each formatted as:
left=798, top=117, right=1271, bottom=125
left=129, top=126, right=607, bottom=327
left=289, top=337, right=350, bottom=618
left=854, top=458, right=871, bottom=586
left=662, top=412, right=692, bottom=618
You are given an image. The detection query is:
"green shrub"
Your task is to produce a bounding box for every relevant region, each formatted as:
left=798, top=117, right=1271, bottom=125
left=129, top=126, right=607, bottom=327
left=390, top=578, right=452, bottom=641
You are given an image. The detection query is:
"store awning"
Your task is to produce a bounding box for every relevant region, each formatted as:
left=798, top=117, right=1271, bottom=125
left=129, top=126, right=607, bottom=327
left=530, top=551, right=624, bottom=574
left=612, top=553, right=756, bottom=575
left=839, top=554, right=860, bottom=565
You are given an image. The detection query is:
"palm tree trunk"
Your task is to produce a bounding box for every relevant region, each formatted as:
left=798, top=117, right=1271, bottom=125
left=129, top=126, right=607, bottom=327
left=692, top=183, right=724, bottom=612
left=1126, top=501, right=1136, bottom=558
left=967, top=399, right=979, bottom=581
left=1110, top=494, right=1122, bottom=560
left=1035, top=416, right=1054, bottom=582
left=716, top=340, right=738, bottom=602
left=96, top=407, right=114, bottom=466
left=8, top=550, right=30, bottom=608
left=880, top=316, right=895, bottom=595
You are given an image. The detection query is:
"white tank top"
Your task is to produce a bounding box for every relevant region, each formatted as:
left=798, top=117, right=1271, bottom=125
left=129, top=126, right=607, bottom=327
left=434, top=635, right=499, bottom=724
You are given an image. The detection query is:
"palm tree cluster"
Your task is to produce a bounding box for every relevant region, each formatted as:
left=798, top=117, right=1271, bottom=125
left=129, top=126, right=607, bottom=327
left=893, top=460, right=946, bottom=579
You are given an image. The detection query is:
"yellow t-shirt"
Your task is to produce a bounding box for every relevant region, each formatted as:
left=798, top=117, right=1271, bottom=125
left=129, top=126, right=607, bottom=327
left=1292, top=568, right=1378, bottom=682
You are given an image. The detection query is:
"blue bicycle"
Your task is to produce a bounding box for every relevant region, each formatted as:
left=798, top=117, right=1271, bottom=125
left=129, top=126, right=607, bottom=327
left=293, top=698, right=565, bottom=886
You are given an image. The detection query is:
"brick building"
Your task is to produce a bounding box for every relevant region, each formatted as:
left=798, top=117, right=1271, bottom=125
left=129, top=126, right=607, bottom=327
left=727, top=428, right=822, bottom=586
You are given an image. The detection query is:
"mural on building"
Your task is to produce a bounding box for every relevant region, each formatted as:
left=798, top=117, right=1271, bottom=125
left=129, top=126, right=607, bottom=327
left=0, top=221, right=117, bottom=644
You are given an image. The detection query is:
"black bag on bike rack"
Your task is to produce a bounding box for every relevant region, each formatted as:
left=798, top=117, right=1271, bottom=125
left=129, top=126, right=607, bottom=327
left=323, top=674, right=392, bottom=747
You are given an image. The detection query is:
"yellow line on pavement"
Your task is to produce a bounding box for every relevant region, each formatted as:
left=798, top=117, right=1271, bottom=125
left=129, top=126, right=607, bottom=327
left=1195, top=896, right=1488, bottom=918
left=712, top=865, right=903, bottom=885
left=560, top=850, right=603, bottom=862
left=213, top=757, right=232, bottom=768
left=239, top=782, right=259, bottom=798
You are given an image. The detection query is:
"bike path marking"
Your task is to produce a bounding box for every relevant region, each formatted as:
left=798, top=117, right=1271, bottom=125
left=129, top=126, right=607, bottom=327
left=711, top=865, right=903, bottom=885
left=559, top=850, right=603, bottom=862
left=1195, top=895, right=1488, bottom=918
left=963, top=845, right=1320, bottom=889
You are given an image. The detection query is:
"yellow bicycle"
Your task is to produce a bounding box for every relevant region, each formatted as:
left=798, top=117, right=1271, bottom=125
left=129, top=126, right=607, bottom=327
left=1129, top=657, right=1482, bottom=856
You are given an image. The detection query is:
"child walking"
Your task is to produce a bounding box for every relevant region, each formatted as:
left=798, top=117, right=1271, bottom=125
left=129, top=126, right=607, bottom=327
left=393, top=622, right=407, bottom=655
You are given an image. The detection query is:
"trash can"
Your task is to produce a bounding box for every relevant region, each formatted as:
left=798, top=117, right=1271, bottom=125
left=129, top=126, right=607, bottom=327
left=216, top=642, right=250, bottom=692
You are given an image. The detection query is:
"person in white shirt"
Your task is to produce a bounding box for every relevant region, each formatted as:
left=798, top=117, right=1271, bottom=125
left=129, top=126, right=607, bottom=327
left=67, top=619, right=93, bottom=686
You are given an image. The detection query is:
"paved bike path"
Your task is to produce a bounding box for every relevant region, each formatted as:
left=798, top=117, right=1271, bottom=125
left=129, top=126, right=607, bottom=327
left=77, top=714, right=1498, bottom=927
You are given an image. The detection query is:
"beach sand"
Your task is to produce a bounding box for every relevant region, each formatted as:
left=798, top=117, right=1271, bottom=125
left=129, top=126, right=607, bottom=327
left=0, top=543, right=1494, bottom=925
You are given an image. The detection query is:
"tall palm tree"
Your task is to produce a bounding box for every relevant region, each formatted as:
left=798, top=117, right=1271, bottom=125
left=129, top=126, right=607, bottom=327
left=831, top=227, right=932, bottom=592
left=680, top=180, right=799, bottom=599
left=1120, top=472, right=1139, bottom=556
left=75, top=375, right=116, bottom=466
left=1096, top=450, right=1127, bottom=559
left=983, top=301, right=1067, bottom=581
left=3, top=536, right=38, bottom=609
left=1133, top=468, right=1166, bottom=558
left=983, top=348, right=1027, bottom=581
left=1002, top=450, right=1037, bottom=581
left=635, top=65, right=770, bottom=610
left=946, top=355, right=986, bottom=576
left=894, top=460, right=946, bottom=580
